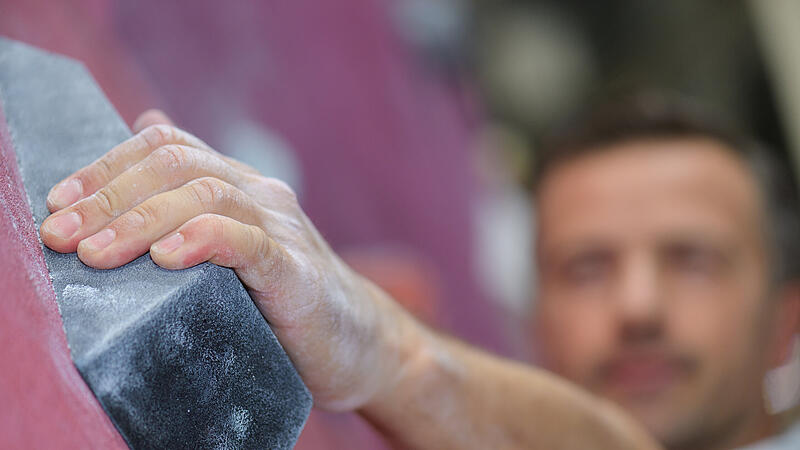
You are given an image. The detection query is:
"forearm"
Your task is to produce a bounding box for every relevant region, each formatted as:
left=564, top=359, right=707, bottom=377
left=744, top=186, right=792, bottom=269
left=358, top=283, right=661, bottom=450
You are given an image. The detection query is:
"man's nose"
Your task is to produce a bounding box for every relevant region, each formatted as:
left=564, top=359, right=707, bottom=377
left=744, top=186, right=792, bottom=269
left=615, top=252, right=664, bottom=340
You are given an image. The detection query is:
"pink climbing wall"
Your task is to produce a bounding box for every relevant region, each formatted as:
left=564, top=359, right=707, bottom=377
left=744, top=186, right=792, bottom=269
left=0, top=107, right=127, bottom=447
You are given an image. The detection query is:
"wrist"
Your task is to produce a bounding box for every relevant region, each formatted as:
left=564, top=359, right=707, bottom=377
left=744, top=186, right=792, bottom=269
left=357, top=303, right=461, bottom=420
left=357, top=312, right=474, bottom=449
left=359, top=276, right=435, bottom=406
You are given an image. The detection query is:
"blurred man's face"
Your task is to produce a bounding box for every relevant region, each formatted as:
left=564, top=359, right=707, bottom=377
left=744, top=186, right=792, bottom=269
left=534, top=138, right=781, bottom=448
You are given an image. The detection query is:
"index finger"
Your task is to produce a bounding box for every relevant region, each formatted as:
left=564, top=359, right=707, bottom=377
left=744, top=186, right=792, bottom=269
left=46, top=124, right=257, bottom=212
left=46, top=124, right=212, bottom=212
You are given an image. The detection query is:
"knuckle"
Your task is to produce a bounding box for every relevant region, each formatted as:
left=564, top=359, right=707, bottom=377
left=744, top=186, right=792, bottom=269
left=262, top=177, right=298, bottom=203
left=254, top=229, right=275, bottom=260
left=140, top=124, right=176, bottom=148
left=91, top=186, right=122, bottom=218
left=196, top=213, right=226, bottom=240
left=153, top=145, right=195, bottom=171
left=128, top=201, right=160, bottom=228
left=82, top=157, right=114, bottom=187
left=188, top=177, right=226, bottom=209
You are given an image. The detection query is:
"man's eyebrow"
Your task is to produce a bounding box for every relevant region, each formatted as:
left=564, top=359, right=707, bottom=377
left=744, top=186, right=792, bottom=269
left=656, top=230, right=738, bottom=249
left=538, top=239, right=617, bottom=263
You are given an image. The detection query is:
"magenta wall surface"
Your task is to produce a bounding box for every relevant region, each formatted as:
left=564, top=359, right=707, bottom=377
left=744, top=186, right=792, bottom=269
left=0, top=106, right=127, bottom=448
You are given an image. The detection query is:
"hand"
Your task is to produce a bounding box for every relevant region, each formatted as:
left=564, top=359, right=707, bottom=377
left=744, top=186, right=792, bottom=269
left=40, top=110, right=420, bottom=411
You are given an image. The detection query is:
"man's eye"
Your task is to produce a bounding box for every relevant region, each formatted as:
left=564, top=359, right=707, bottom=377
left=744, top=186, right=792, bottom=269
left=665, top=245, right=723, bottom=274
left=563, top=253, right=611, bottom=283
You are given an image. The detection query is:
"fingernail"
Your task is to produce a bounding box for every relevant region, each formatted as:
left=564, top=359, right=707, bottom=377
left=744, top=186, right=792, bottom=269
left=152, top=232, right=184, bottom=254
left=48, top=179, right=83, bottom=208
left=83, top=228, right=116, bottom=251
left=44, top=212, right=82, bottom=239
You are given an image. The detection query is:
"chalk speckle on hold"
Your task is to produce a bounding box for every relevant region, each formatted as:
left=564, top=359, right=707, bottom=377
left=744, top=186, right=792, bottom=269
left=62, top=283, right=100, bottom=299
left=230, top=405, right=253, bottom=440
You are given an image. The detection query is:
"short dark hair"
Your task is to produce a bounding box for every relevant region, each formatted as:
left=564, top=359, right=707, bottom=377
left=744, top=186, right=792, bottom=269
left=532, top=93, right=800, bottom=283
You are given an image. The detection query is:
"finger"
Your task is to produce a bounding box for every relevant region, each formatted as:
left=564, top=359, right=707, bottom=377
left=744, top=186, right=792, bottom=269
left=46, top=124, right=216, bottom=212
left=46, top=124, right=259, bottom=212
left=70, top=177, right=264, bottom=269
left=150, top=213, right=285, bottom=274
left=132, top=109, right=174, bottom=133
left=150, top=214, right=297, bottom=320
left=40, top=145, right=256, bottom=252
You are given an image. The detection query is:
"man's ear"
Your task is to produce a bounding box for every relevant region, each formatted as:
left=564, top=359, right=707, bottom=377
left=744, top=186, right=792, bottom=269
left=771, top=281, right=800, bottom=367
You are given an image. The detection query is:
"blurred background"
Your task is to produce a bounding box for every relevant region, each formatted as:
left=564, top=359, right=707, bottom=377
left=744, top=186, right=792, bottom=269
left=1, top=0, right=798, bottom=448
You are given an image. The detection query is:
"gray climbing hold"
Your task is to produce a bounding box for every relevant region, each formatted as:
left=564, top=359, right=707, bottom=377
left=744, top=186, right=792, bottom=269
left=0, top=37, right=312, bottom=449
